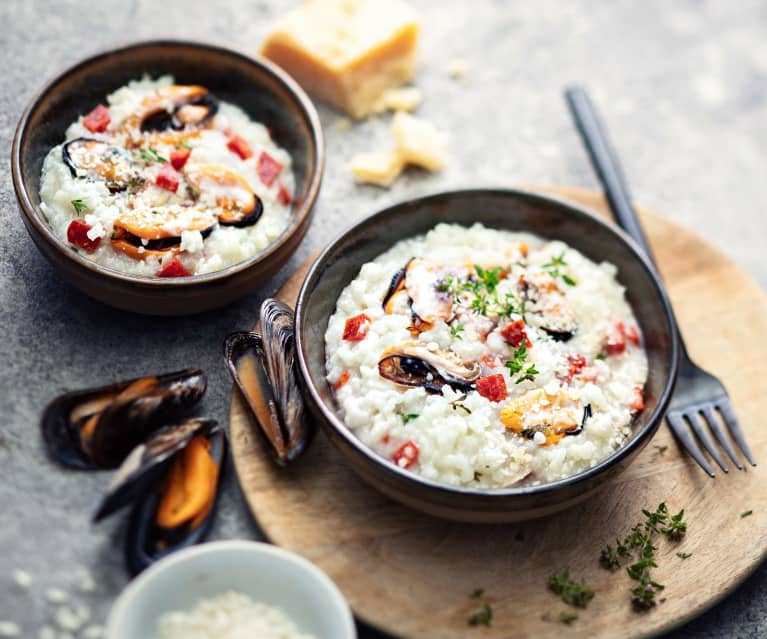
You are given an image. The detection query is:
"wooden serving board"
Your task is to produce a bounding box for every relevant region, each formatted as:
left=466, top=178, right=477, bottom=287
left=230, top=186, right=767, bottom=639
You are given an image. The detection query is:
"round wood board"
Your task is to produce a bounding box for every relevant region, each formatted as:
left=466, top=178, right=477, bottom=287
left=230, top=186, right=766, bottom=639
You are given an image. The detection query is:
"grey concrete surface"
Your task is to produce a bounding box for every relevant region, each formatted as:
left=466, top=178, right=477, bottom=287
left=1, top=0, right=765, bottom=637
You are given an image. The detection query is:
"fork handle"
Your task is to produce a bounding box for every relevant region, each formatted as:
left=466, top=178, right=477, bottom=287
left=564, top=86, right=658, bottom=269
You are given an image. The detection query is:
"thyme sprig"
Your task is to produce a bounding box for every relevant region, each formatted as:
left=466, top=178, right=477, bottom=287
left=135, top=147, right=168, bottom=163
left=599, top=503, right=688, bottom=610
left=505, top=342, right=539, bottom=384
left=542, top=252, right=577, bottom=287
left=548, top=568, right=595, bottom=608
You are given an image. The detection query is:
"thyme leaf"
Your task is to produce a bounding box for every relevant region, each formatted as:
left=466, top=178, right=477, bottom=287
left=402, top=414, right=419, bottom=424
left=71, top=198, right=88, bottom=214
left=548, top=568, right=594, bottom=608
left=741, top=510, right=753, bottom=518
left=468, top=603, right=493, bottom=627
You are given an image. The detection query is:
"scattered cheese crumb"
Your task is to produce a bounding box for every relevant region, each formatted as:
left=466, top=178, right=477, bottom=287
left=12, top=570, right=31, bottom=590
left=77, top=572, right=96, bottom=593
left=45, top=588, right=69, bottom=604
left=350, top=150, right=405, bottom=187
left=37, top=627, right=55, bottom=639
left=0, top=621, right=20, bottom=638
left=334, top=117, right=352, bottom=132
left=55, top=607, right=85, bottom=633
left=392, top=111, right=447, bottom=171
left=447, top=59, right=469, bottom=79
left=372, top=86, right=423, bottom=114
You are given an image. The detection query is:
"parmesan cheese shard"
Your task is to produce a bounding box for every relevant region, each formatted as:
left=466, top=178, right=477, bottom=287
left=261, top=0, right=420, bottom=119
left=392, top=111, right=447, bottom=171
left=350, top=150, right=404, bottom=186
left=372, top=86, right=423, bottom=114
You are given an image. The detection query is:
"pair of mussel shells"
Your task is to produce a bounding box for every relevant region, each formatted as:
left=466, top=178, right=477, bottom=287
left=224, top=299, right=313, bottom=466
left=41, top=368, right=225, bottom=575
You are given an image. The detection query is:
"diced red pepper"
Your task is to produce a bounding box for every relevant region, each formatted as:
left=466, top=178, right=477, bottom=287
left=155, top=164, right=180, bottom=192
left=156, top=258, right=192, bottom=278
left=342, top=313, right=371, bottom=341
left=66, top=220, right=101, bottom=253
left=561, top=353, right=587, bottom=382
left=625, top=325, right=641, bottom=346
left=82, top=104, right=111, bottom=133
left=475, top=374, right=508, bottom=402
left=257, top=151, right=282, bottom=186
left=393, top=440, right=419, bottom=469
left=630, top=386, right=645, bottom=412
left=501, top=319, right=531, bottom=348
left=333, top=370, right=350, bottom=391
left=170, top=146, right=191, bottom=170
left=606, top=319, right=627, bottom=355
left=277, top=184, right=292, bottom=206
left=227, top=134, right=253, bottom=160
left=381, top=433, right=390, bottom=444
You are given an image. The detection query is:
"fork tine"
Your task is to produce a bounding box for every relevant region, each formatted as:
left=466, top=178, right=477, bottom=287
left=667, top=413, right=715, bottom=477
left=686, top=412, right=728, bottom=473
left=718, top=400, right=757, bottom=467
left=702, top=406, right=744, bottom=470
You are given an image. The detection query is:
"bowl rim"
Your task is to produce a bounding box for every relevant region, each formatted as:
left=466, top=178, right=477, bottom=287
left=105, top=539, right=356, bottom=638
left=295, top=187, right=680, bottom=499
left=11, top=38, right=324, bottom=286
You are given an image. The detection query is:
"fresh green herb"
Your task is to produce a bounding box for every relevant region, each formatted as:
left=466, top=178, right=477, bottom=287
left=135, top=147, right=168, bottom=163
left=599, top=503, right=689, bottom=610
left=469, top=588, right=485, bottom=599
left=559, top=612, right=578, bottom=625
left=676, top=552, right=692, bottom=559
left=178, top=140, right=193, bottom=149
left=548, top=568, right=594, bottom=608
left=515, top=363, right=539, bottom=385
left=450, top=323, right=465, bottom=340
left=505, top=343, right=539, bottom=384
left=741, top=510, right=753, bottom=518
left=402, top=414, right=419, bottom=424
left=127, top=176, right=147, bottom=190
left=71, top=198, right=88, bottom=214
left=468, top=603, right=493, bottom=627
left=653, top=445, right=668, bottom=454
left=474, top=265, right=503, bottom=293
left=450, top=401, right=472, bottom=415
left=543, top=251, right=577, bottom=287
left=471, top=293, right=489, bottom=316
left=595, top=354, right=606, bottom=361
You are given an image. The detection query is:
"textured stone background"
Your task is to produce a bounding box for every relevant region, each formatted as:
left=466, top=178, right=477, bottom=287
left=1, top=0, right=765, bottom=637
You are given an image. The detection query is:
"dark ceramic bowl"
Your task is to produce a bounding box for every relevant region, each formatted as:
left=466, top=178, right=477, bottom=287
left=12, top=40, right=323, bottom=316
left=295, top=189, right=679, bottom=523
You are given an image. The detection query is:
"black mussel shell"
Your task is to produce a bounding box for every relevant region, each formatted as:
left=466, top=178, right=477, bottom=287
left=92, top=417, right=219, bottom=522
left=41, top=368, right=207, bottom=470
left=223, top=299, right=313, bottom=466
left=88, top=369, right=207, bottom=468
left=124, top=426, right=226, bottom=576
left=542, top=328, right=575, bottom=342
left=217, top=195, right=264, bottom=228
left=140, top=92, right=219, bottom=133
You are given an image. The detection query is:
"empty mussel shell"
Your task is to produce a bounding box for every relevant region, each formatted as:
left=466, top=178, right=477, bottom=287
left=125, top=425, right=226, bottom=575
left=92, top=417, right=219, bottom=522
left=223, top=299, right=313, bottom=466
left=41, top=368, right=207, bottom=470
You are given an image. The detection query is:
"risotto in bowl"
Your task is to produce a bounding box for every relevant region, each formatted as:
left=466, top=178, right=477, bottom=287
left=13, top=40, right=323, bottom=315
left=296, top=189, right=678, bottom=522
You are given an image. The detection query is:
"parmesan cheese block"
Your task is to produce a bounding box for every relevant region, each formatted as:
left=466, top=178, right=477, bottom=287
left=392, top=111, right=447, bottom=171
left=261, top=0, right=419, bottom=119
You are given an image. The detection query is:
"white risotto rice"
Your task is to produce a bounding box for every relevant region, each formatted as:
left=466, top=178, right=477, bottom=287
left=155, top=591, right=316, bottom=639
left=39, top=75, right=294, bottom=276
left=325, top=223, right=648, bottom=488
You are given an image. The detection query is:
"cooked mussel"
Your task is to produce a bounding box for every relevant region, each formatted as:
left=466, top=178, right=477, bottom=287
left=185, top=165, right=263, bottom=228
left=41, top=369, right=207, bottom=469
left=62, top=138, right=136, bottom=192
left=378, top=342, right=480, bottom=394
left=223, top=299, right=312, bottom=466
left=91, top=418, right=225, bottom=575
left=111, top=205, right=217, bottom=260
left=500, top=389, right=591, bottom=444
left=138, top=85, right=219, bottom=132
left=519, top=275, right=577, bottom=342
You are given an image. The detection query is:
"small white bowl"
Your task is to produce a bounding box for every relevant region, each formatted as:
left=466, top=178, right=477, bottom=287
left=106, top=540, right=356, bottom=639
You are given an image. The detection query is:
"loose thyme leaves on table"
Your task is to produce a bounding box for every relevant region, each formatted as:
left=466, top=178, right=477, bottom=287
left=469, top=588, right=485, bottom=599
left=676, top=552, right=692, bottom=559
left=548, top=568, right=595, bottom=608
left=467, top=589, right=492, bottom=627
left=599, top=502, right=688, bottom=610
left=559, top=612, right=578, bottom=625
left=741, top=510, right=753, bottom=518
left=653, top=445, right=668, bottom=454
